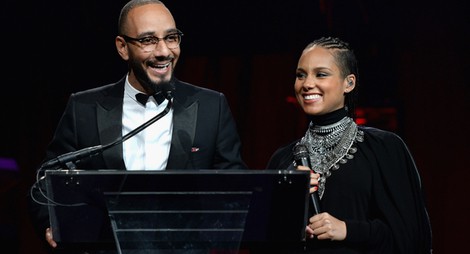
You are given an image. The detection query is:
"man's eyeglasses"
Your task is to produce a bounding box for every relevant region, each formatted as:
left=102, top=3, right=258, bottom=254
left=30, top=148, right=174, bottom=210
left=121, top=31, right=183, bottom=52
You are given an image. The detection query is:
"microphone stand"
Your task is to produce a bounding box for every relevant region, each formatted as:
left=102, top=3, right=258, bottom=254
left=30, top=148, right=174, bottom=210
left=41, top=96, right=173, bottom=170
left=108, top=97, right=173, bottom=152
left=31, top=94, right=173, bottom=207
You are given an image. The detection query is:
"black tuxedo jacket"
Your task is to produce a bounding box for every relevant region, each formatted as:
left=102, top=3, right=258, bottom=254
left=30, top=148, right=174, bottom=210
left=44, top=76, right=247, bottom=170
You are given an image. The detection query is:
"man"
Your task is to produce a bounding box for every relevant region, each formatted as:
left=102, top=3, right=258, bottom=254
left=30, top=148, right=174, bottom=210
left=28, top=0, right=247, bottom=250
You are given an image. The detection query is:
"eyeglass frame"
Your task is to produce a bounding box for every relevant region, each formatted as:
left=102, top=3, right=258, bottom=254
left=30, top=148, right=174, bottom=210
left=120, top=30, right=184, bottom=51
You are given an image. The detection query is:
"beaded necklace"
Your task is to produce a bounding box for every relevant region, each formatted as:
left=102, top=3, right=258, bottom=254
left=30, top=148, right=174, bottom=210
left=298, top=116, right=364, bottom=198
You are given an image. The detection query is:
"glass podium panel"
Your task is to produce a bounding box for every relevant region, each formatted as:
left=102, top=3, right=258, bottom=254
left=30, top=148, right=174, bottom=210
left=44, top=169, right=310, bottom=253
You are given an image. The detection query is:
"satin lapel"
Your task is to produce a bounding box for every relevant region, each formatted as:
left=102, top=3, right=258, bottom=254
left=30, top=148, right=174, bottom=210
left=167, top=99, right=198, bottom=169
left=97, top=81, right=126, bottom=169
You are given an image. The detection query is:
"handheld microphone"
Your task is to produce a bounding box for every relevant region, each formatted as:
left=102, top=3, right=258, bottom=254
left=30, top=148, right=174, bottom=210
left=293, top=143, right=321, bottom=215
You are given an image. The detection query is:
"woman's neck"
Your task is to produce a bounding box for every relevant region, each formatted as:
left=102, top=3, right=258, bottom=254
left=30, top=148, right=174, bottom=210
left=308, top=108, right=348, bottom=126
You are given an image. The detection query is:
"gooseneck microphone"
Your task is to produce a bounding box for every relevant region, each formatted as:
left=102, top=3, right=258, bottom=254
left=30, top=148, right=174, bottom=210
left=293, top=143, right=321, bottom=215
left=153, top=81, right=175, bottom=101
left=40, top=84, right=175, bottom=170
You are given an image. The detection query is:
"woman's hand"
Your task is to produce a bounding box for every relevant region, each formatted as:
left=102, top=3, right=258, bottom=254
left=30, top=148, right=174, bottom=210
left=306, top=212, right=347, bottom=241
left=296, top=165, right=320, bottom=193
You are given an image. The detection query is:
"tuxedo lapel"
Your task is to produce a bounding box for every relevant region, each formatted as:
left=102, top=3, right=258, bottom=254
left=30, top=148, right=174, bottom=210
left=90, top=78, right=199, bottom=170
left=96, top=79, right=126, bottom=169
left=167, top=98, right=198, bottom=169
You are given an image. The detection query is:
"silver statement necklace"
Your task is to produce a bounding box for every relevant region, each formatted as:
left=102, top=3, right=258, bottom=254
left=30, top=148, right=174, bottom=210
left=298, top=116, right=364, bottom=199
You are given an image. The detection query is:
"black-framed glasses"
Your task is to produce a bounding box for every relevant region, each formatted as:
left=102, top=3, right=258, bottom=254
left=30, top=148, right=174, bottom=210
left=121, top=31, right=183, bottom=52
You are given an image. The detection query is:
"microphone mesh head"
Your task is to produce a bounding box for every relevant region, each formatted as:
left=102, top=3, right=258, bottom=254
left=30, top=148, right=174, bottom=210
left=153, top=82, right=175, bottom=100
left=293, top=143, right=308, bottom=161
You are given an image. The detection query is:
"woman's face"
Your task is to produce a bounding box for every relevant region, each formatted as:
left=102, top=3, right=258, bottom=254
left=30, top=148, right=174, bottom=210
left=294, top=45, right=355, bottom=116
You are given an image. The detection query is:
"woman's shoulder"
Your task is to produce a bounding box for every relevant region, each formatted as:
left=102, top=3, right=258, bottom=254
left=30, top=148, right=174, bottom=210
left=359, top=125, right=403, bottom=142
left=358, top=125, right=410, bottom=155
left=266, top=139, right=300, bottom=169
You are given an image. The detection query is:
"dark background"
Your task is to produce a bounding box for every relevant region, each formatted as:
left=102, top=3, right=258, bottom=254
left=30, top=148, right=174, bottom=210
left=1, top=0, right=468, bottom=253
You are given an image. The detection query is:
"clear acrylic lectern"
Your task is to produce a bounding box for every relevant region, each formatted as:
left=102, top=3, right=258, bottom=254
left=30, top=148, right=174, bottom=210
left=44, top=169, right=310, bottom=253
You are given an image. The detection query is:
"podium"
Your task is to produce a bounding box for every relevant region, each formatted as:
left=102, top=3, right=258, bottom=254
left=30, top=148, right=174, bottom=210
left=44, top=169, right=310, bottom=253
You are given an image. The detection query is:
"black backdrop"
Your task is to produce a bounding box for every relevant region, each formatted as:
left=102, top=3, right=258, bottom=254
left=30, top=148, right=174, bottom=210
left=1, top=0, right=468, bottom=253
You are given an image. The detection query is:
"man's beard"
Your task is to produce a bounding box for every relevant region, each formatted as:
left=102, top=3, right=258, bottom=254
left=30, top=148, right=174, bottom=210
left=132, top=59, right=175, bottom=95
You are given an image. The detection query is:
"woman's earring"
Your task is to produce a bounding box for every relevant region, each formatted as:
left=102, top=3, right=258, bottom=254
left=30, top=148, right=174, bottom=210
left=345, top=80, right=353, bottom=92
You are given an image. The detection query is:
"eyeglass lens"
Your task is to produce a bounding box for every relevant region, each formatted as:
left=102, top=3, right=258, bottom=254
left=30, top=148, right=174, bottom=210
left=141, top=34, right=181, bottom=52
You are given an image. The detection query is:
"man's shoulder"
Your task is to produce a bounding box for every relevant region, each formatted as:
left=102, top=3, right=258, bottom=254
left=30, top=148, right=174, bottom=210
left=173, top=79, right=227, bottom=106
left=72, top=77, right=125, bottom=98
left=175, top=79, right=221, bottom=96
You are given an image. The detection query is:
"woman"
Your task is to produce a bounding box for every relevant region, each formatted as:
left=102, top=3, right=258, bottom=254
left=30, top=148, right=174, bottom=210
left=266, top=37, right=432, bottom=253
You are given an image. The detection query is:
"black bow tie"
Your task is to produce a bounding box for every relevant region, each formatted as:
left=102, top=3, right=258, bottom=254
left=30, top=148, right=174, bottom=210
left=135, top=93, right=166, bottom=106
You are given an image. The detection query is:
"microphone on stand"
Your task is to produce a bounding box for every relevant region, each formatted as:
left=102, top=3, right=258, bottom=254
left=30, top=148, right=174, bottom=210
left=293, top=143, right=321, bottom=215
left=32, top=82, right=176, bottom=209
left=40, top=145, right=103, bottom=170
left=152, top=80, right=175, bottom=102
left=40, top=84, right=175, bottom=170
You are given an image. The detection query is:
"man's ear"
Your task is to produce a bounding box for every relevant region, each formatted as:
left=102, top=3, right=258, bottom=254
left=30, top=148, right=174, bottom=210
left=115, top=36, right=129, bottom=61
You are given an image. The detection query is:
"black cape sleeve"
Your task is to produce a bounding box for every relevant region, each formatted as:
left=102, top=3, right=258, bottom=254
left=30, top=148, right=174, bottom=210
left=363, top=127, right=432, bottom=253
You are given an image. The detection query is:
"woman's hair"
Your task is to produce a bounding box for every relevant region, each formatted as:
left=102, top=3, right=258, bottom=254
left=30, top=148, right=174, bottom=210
left=305, top=37, right=359, bottom=119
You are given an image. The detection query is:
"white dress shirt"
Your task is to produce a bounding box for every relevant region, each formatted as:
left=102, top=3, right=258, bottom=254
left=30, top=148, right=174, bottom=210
left=122, top=76, right=173, bottom=170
